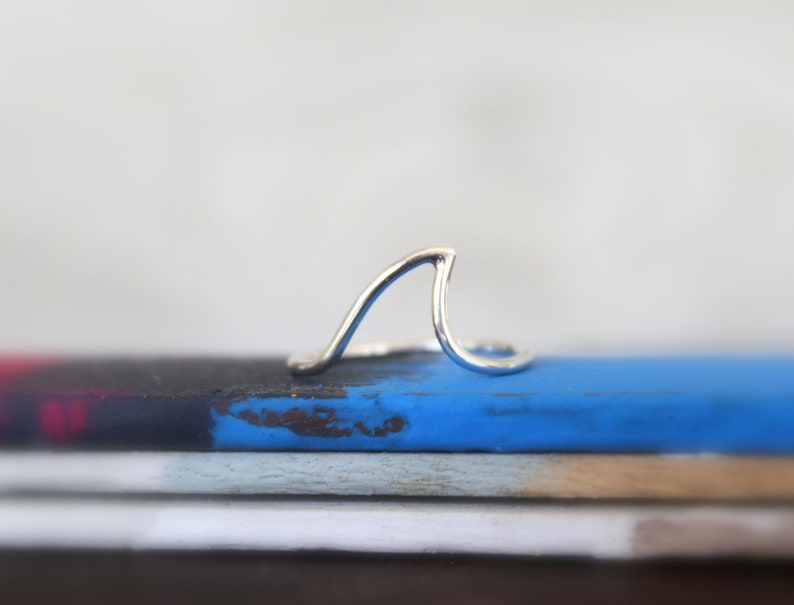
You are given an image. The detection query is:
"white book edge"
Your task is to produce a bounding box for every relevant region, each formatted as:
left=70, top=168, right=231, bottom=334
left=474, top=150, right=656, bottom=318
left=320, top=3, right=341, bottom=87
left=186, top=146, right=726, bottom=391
left=0, top=498, right=792, bottom=558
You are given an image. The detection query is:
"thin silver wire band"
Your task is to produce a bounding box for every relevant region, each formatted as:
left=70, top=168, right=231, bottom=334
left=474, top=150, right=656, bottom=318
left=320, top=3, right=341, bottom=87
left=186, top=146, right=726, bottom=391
left=288, top=246, right=533, bottom=376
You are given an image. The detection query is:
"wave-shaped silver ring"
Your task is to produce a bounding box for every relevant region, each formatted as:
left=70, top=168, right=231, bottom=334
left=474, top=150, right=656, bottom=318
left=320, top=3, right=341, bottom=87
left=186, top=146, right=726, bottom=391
left=288, top=246, right=533, bottom=376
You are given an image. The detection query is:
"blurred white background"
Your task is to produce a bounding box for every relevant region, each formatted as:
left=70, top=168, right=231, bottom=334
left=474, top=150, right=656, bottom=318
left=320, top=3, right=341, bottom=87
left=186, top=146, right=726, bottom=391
left=1, top=1, right=793, bottom=356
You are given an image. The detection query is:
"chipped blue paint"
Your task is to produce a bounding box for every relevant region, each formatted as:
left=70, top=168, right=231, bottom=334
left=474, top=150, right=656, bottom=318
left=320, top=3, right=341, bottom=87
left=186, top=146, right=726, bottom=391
left=210, top=356, right=794, bottom=453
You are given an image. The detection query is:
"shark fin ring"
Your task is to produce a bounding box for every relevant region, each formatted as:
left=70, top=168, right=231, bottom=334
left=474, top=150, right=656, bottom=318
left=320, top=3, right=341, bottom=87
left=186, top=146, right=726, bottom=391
left=288, top=246, right=533, bottom=376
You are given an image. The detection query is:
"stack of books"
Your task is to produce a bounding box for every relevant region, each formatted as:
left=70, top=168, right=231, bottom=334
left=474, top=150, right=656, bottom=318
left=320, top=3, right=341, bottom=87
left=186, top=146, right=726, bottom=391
left=1, top=353, right=793, bottom=558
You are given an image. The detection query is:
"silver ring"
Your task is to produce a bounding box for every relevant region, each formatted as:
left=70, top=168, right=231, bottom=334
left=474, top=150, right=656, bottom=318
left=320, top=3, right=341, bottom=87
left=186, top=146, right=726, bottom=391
left=288, top=246, right=533, bottom=376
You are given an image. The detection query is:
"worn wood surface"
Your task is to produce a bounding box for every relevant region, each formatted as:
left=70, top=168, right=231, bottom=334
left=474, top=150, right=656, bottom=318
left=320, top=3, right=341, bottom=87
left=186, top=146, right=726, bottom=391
left=1, top=498, right=794, bottom=558
left=3, top=553, right=794, bottom=605
left=3, top=452, right=794, bottom=500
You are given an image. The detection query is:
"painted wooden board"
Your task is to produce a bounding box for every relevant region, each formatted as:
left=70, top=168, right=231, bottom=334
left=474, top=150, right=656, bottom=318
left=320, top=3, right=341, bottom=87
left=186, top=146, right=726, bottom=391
left=3, top=452, right=794, bottom=500
left=2, top=355, right=794, bottom=452
left=0, top=498, right=793, bottom=558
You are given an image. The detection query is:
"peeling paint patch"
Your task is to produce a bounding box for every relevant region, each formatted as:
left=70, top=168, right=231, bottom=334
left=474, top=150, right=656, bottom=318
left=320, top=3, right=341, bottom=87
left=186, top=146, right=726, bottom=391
left=211, top=396, right=409, bottom=447
left=354, top=416, right=404, bottom=437
left=229, top=406, right=405, bottom=439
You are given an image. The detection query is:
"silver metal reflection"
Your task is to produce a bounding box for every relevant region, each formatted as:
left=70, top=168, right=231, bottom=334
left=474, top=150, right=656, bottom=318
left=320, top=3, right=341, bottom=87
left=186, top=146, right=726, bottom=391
left=288, top=246, right=533, bottom=376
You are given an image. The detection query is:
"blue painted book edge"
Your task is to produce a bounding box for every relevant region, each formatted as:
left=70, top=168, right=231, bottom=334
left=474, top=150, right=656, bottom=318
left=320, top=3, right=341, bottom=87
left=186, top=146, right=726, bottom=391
left=2, top=354, right=794, bottom=453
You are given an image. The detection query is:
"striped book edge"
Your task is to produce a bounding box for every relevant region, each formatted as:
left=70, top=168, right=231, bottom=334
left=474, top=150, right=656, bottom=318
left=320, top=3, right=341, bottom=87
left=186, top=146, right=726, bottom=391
left=2, top=452, right=794, bottom=500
